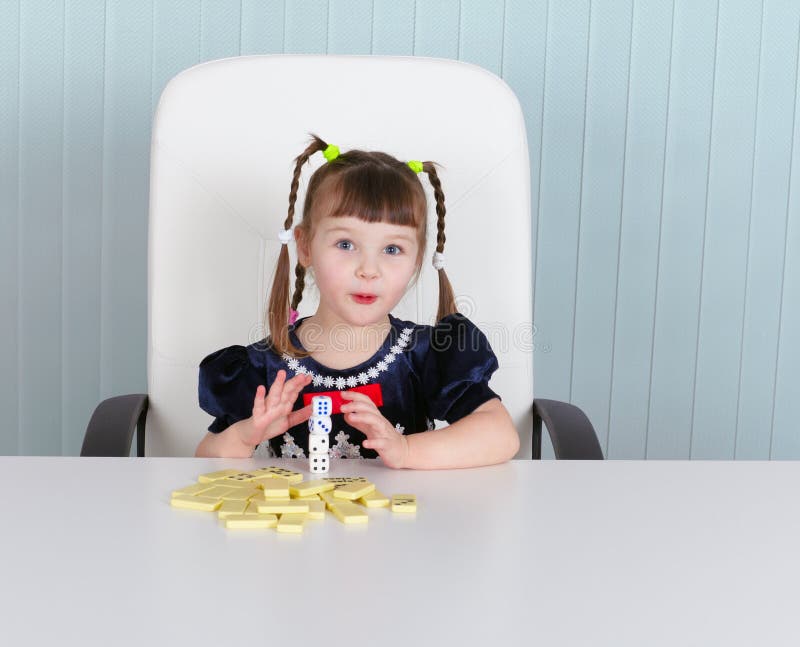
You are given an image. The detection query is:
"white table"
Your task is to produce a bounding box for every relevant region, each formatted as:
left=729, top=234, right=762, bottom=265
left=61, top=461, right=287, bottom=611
left=1, top=457, right=799, bottom=646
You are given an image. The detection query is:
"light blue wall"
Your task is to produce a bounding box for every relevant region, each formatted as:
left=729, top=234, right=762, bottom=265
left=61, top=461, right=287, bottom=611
left=1, top=0, right=798, bottom=458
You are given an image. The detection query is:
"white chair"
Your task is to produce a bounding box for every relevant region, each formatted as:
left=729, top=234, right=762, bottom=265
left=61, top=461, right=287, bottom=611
left=81, top=55, right=601, bottom=460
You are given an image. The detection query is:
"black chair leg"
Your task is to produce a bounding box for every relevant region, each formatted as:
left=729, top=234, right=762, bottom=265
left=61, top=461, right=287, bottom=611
left=136, top=405, right=147, bottom=457
left=532, top=415, right=542, bottom=460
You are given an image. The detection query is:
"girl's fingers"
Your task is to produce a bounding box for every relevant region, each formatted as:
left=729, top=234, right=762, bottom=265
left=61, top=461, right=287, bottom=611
left=341, top=400, right=377, bottom=416
left=253, top=385, right=267, bottom=412
left=287, top=404, right=313, bottom=428
left=362, top=438, right=386, bottom=451
left=279, top=376, right=310, bottom=410
left=253, top=372, right=311, bottom=422
left=349, top=413, right=385, bottom=437
left=288, top=373, right=312, bottom=395
left=341, top=391, right=372, bottom=404
left=280, top=373, right=309, bottom=398
left=265, top=370, right=287, bottom=408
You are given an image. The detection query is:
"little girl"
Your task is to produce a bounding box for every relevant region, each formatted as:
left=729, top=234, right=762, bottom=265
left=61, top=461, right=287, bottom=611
left=195, top=135, right=519, bottom=468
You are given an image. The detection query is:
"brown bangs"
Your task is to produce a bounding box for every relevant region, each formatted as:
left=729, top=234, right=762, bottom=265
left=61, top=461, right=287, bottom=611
left=317, top=155, right=425, bottom=228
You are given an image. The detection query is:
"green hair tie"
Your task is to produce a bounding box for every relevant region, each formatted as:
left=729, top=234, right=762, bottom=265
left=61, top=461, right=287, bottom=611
left=323, top=144, right=340, bottom=162
left=407, top=160, right=424, bottom=174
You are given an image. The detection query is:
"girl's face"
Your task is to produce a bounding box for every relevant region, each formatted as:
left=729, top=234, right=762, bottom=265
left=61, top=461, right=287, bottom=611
left=296, top=215, right=420, bottom=328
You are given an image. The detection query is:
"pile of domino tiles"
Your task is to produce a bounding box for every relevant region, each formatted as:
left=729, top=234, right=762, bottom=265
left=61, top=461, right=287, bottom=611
left=170, top=465, right=417, bottom=534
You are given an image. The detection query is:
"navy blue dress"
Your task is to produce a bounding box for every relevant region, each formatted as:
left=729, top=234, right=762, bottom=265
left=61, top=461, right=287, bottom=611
left=198, top=312, right=501, bottom=459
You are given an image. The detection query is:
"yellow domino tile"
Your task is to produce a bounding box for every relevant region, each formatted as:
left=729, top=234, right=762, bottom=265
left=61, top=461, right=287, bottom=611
left=225, top=514, right=278, bottom=529
left=171, top=494, right=222, bottom=511
left=171, top=482, right=215, bottom=497
left=218, top=477, right=256, bottom=488
left=319, top=490, right=339, bottom=509
left=358, top=489, right=390, bottom=508
left=391, top=494, right=417, bottom=513
left=198, top=469, right=243, bottom=483
left=274, top=470, right=304, bottom=484
left=255, top=499, right=310, bottom=515
left=330, top=502, right=369, bottom=524
left=244, top=500, right=265, bottom=516
left=289, top=479, right=335, bottom=497
left=221, top=472, right=257, bottom=483
left=323, top=477, right=368, bottom=489
left=306, top=500, right=326, bottom=520
left=276, top=513, right=307, bottom=534
left=217, top=499, right=249, bottom=518
left=250, top=475, right=278, bottom=489
left=220, top=488, right=259, bottom=502
left=333, top=482, right=376, bottom=501
left=248, top=468, right=277, bottom=479
left=261, top=477, right=290, bottom=498
left=199, top=485, right=240, bottom=500
left=293, top=494, right=321, bottom=501
left=252, top=466, right=303, bottom=483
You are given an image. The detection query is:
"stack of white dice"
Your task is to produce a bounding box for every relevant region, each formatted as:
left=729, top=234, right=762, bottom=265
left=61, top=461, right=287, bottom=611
left=308, top=395, right=332, bottom=473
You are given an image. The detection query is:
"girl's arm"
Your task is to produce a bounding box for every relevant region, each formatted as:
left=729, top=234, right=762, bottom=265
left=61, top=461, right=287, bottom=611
left=404, top=398, right=520, bottom=469
left=195, top=419, right=257, bottom=458
left=195, top=371, right=313, bottom=458
left=341, top=391, right=519, bottom=470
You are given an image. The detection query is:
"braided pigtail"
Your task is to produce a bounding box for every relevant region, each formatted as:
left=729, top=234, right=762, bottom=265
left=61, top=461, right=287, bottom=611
left=290, top=260, right=306, bottom=315
left=422, top=161, right=458, bottom=323
left=266, top=134, right=329, bottom=358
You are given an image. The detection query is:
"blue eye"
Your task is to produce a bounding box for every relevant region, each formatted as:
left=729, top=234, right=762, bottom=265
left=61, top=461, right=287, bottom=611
left=336, top=240, right=353, bottom=251
left=385, top=245, right=403, bottom=255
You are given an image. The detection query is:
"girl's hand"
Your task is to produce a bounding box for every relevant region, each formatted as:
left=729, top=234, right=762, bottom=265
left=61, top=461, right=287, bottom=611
left=242, top=370, right=313, bottom=447
left=340, top=390, right=409, bottom=469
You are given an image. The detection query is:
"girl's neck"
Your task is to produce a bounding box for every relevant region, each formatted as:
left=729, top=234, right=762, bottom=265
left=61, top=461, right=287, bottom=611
left=299, top=313, right=392, bottom=355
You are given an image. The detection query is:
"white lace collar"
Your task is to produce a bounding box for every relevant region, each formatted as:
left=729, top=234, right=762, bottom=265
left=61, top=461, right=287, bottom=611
left=282, top=324, right=414, bottom=390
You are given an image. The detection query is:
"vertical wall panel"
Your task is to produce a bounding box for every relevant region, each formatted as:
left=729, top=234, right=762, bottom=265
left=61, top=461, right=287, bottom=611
left=414, top=0, right=460, bottom=58
left=503, top=0, right=549, bottom=455
left=571, top=0, right=633, bottom=457
left=372, top=0, right=415, bottom=55
left=647, top=0, right=718, bottom=459
left=772, top=22, right=800, bottom=459
left=200, top=0, right=241, bottom=62
left=532, top=0, right=590, bottom=401
left=737, top=0, right=800, bottom=459
left=62, top=0, right=105, bottom=455
left=19, top=1, right=64, bottom=455
left=328, top=0, right=373, bottom=55
left=101, top=1, right=152, bottom=401
left=607, top=0, right=673, bottom=459
left=284, top=0, right=328, bottom=54
left=0, top=0, right=20, bottom=455
left=691, top=0, right=762, bottom=459
left=241, top=0, right=285, bottom=55
left=459, top=0, right=505, bottom=76
left=153, top=2, right=201, bottom=116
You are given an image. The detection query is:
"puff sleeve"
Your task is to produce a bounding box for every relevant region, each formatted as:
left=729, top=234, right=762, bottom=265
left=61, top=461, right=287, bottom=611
left=421, top=313, right=501, bottom=424
left=198, top=345, right=264, bottom=433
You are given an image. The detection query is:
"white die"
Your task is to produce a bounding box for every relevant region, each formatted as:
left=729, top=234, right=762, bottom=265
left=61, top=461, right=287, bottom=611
left=309, top=434, right=330, bottom=453
left=308, top=415, right=332, bottom=435
left=309, top=452, right=329, bottom=473
left=311, top=395, right=332, bottom=417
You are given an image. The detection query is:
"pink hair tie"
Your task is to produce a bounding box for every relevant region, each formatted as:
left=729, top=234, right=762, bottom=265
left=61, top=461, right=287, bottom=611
left=289, top=308, right=299, bottom=325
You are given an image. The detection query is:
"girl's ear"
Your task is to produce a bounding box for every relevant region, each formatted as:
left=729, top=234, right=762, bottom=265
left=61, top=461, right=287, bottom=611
left=295, top=226, right=311, bottom=267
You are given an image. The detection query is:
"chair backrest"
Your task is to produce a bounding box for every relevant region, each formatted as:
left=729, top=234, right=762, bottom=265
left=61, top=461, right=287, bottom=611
left=147, top=55, right=533, bottom=456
